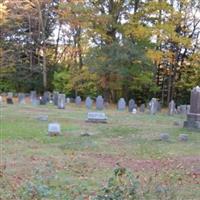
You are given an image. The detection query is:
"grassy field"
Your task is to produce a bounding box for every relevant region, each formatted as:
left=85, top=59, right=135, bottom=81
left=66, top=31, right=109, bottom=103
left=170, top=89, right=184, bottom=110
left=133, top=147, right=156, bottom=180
left=0, top=102, right=200, bottom=199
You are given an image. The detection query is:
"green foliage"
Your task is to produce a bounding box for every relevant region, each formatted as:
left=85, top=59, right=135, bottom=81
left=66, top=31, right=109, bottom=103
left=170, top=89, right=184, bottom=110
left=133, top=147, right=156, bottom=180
left=94, top=166, right=140, bottom=200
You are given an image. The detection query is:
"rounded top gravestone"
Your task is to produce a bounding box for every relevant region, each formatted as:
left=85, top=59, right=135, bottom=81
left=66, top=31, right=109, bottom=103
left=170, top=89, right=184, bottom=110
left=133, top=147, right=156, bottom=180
left=75, top=96, right=82, bottom=106
left=96, top=95, right=104, bottom=110
left=128, top=99, right=136, bottom=112
left=57, top=94, right=66, bottom=109
left=117, top=98, right=126, bottom=111
left=168, top=100, right=176, bottom=115
left=149, top=98, right=158, bottom=115
left=85, top=96, right=93, bottom=109
left=48, top=123, right=61, bottom=136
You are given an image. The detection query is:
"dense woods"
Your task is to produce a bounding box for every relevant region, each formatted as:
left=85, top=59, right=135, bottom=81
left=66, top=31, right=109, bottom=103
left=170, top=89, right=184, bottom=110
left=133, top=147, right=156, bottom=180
left=0, top=0, right=200, bottom=105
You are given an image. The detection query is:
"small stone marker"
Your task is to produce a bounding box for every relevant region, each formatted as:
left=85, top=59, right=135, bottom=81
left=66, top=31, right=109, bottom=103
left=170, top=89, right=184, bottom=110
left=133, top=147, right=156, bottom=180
left=128, top=99, right=136, bottom=112
left=30, top=91, right=38, bottom=106
left=53, top=91, right=59, bottom=105
left=48, top=123, right=61, bottom=136
left=184, top=86, right=200, bottom=129
left=37, top=115, right=48, bottom=121
left=140, top=104, right=145, bottom=112
left=6, top=92, right=13, bottom=104
left=132, top=108, right=137, bottom=114
left=178, top=134, right=188, bottom=142
left=96, top=95, right=104, bottom=110
left=168, top=100, right=176, bottom=115
left=160, top=133, right=170, bottom=141
left=86, top=112, right=107, bottom=123
left=58, top=94, right=66, bottom=109
left=149, top=98, right=158, bottom=114
left=117, top=98, right=126, bottom=111
left=85, top=96, right=93, bottom=109
left=66, top=97, right=70, bottom=103
left=18, top=93, right=26, bottom=104
left=75, top=96, right=82, bottom=106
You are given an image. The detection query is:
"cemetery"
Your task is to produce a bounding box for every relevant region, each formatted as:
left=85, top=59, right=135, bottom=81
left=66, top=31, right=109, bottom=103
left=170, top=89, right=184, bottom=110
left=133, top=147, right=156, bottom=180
left=0, top=88, right=200, bottom=199
left=1, top=0, right=200, bottom=199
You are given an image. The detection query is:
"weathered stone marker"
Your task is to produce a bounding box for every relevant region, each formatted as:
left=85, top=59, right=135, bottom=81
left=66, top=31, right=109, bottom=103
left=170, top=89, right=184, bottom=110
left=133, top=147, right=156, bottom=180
left=18, top=93, right=26, bottom=104
left=168, top=100, right=176, bottom=115
left=149, top=98, right=158, bottom=114
left=85, top=96, right=93, bottom=109
left=7, top=92, right=14, bottom=104
left=160, top=133, right=170, bottom=141
left=58, top=94, right=66, bottom=109
left=48, top=123, right=61, bottom=136
left=0, top=96, right=2, bottom=104
left=178, top=134, right=188, bottom=142
left=184, top=86, right=200, bottom=129
left=140, top=104, right=145, bottom=112
left=53, top=91, right=59, bottom=105
left=96, top=95, right=104, bottom=110
left=86, top=112, right=107, bottom=123
left=75, top=96, right=82, bottom=106
left=118, top=98, right=126, bottom=111
left=128, top=99, right=136, bottom=112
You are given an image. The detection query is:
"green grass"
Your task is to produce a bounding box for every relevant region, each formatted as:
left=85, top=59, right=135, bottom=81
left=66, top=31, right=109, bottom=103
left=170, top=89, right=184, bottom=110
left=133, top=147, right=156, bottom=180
left=0, top=103, right=200, bottom=199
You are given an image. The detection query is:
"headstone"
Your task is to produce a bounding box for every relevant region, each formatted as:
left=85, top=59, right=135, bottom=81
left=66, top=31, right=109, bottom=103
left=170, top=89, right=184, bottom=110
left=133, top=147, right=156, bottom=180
left=140, top=104, right=145, bottom=112
left=30, top=91, right=36, bottom=101
left=0, top=96, right=2, bottom=104
left=66, top=97, right=70, bottom=104
left=160, top=133, right=170, bottom=141
left=184, top=86, right=200, bottom=129
left=85, top=96, right=93, bottom=109
left=149, top=98, right=158, bottom=114
left=177, top=105, right=187, bottom=115
left=6, top=92, right=13, bottom=104
left=43, top=91, right=50, bottom=104
left=132, top=108, right=137, bottom=114
left=18, top=93, right=26, bottom=104
left=37, top=115, right=48, bottom=121
left=39, top=96, right=47, bottom=105
left=48, top=123, right=61, bottom=136
left=128, top=99, right=136, bottom=112
left=53, top=91, right=59, bottom=105
left=75, top=96, right=82, bottom=106
left=86, top=112, right=107, bottom=123
left=96, top=95, right=104, bottom=110
left=117, top=98, right=126, bottom=111
left=57, top=94, right=66, bottom=109
left=168, top=100, right=176, bottom=115
left=178, top=134, right=188, bottom=142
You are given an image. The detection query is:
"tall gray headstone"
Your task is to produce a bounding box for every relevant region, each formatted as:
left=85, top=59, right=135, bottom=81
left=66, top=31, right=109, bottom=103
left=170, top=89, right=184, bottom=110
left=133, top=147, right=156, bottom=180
left=53, top=91, right=59, bottom=105
left=30, top=91, right=37, bottom=105
left=58, top=94, right=66, bottom=109
left=43, top=91, right=50, bottom=103
left=149, top=98, right=158, bottom=115
left=117, top=98, right=126, bottom=111
left=96, top=95, right=104, bottom=110
left=128, top=99, right=136, bottom=112
left=184, top=86, right=200, bottom=129
left=75, top=96, right=82, bottom=106
left=140, top=104, right=145, bottom=112
left=18, top=93, right=26, bottom=104
left=168, top=100, right=176, bottom=115
left=85, top=96, right=93, bottom=109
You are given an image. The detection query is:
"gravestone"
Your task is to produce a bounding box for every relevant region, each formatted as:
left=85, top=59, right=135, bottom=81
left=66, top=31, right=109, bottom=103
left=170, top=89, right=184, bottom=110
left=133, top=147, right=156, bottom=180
left=53, top=91, right=59, bottom=105
left=177, top=105, right=187, bottom=115
left=57, top=94, right=66, bottom=109
left=140, top=104, right=145, bottom=112
left=39, top=96, right=47, bottom=105
left=85, top=96, right=93, bottom=109
left=66, top=97, right=70, bottom=104
left=0, top=96, right=2, bottom=104
left=149, top=98, right=158, bottom=114
left=128, top=99, right=136, bottom=112
left=160, top=133, right=170, bottom=141
left=30, top=91, right=38, bottom=105
left=37, top=115, right=48, bottom=121
left=18, top=93, right=26, bottom=104
left=43, top=91, right=50, bottom=104
left=178, top=134, right=188, bottom=142
left=96, top=95, right=104, bottom=110
left=117, top=98, right=126, bottom=111
left=86, top=112, right=107, bottom=123
left=48, top=123, right=61, bottom=136
left=168, top=100, right=176, bottom=115
left=6, top=92, right=13, bottom=104
left=184, top=86, right=200, bottom=129
left=75, top=96, right=82, bottom=106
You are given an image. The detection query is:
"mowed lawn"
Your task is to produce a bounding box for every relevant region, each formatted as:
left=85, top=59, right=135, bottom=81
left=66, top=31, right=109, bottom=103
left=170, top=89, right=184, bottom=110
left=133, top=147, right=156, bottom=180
left=0, top=102, right=200, bottom=199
